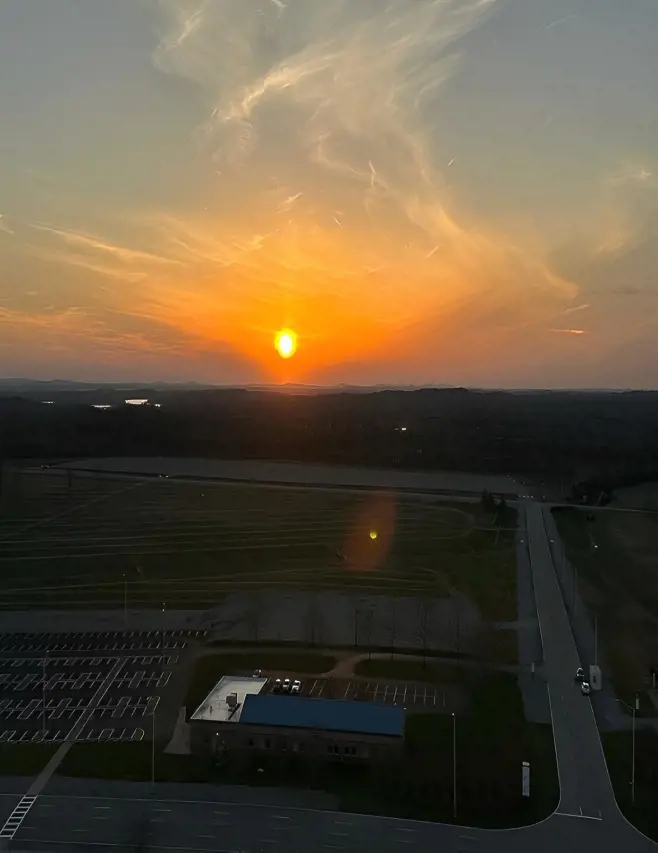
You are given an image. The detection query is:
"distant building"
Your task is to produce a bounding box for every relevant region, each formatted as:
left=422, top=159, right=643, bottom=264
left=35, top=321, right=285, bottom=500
left=190, top=677, right=404, bottom=763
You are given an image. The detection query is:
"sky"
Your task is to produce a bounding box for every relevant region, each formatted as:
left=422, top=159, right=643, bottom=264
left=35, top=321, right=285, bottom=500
left=0, top=0, right=656, bottom=389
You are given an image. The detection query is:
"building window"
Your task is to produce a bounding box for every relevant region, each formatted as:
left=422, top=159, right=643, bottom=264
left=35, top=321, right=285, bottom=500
left=264, top=739, right=271, bottom=749
left=247, top=738, right=254, bottom=748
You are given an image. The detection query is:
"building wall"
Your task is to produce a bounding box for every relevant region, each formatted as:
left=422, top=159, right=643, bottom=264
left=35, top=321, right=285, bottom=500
left=191, top=720, right=403, bottom=763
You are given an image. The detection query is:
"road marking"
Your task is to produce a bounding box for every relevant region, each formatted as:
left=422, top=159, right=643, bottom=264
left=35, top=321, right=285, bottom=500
left=153, top=807, right=171, bottom=812
left=396, top=827, right=414, bottom=832
left=272, top=814, right=290, bottom=820
left=213, top=810, right=229, bottom=815
left=556, top=811, right=603, bottom=821
left=94, top=816, right=110, bottom=821
left=197, top=834, right=215, bottom=839
left=94, top=806, right=111, bottom=810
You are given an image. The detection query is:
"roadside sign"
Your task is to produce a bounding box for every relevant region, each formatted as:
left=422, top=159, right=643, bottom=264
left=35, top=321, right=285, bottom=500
left=522, top=761, right=530, bottom=797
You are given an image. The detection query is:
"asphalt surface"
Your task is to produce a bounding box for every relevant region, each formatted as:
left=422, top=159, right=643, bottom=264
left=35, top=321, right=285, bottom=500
left=0, top=631, right=199, bottom=748
left=2, top=502, right=657, bottom=852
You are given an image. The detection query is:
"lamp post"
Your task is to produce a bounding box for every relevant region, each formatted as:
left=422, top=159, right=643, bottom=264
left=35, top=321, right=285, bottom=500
left=452, top=712, right=457, bottom=818
left=123, top=572, right=127, bottom=626
left=42, top=646, right=48, bottom=738
left=152, top=601, right=166, bottom=789
left=617, top=695, right=639, bottom=805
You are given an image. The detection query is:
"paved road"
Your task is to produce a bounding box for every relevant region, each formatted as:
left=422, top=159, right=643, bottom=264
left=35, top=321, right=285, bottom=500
left=3, top=502, right=657, bottom=852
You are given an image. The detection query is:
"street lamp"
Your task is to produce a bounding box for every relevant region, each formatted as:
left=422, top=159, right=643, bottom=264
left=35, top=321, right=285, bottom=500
left=617, top=695, right=639, bottom=805
left=152, top=601, right=166, bottom=789
left=42, top=645, right=48, bottom=738
left=452, top=712, right=457, bottom=818
left=123, top=572, right=127, bottom=626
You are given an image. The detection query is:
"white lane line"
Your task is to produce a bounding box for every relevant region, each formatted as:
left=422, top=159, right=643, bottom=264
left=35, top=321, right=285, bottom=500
left=272, top=814, right=290, bottom=820
left=94, top=806, right=111, bottom=810
left=556, top=811, right=603, bottom=821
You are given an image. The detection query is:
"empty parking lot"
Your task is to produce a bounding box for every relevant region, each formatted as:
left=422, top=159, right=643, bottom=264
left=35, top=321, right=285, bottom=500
left=0, top=630, right=205, bottom=746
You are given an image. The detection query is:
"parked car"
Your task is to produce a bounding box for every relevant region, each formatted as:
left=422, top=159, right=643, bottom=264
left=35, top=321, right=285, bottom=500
left=272, top=678, right=282, bottom=693
left=581, top=681, right=592, bottom=696
left=291, top=679, right=301, bottom=695
left=282, top=678, right=291, bottom=693
left=252, top=669, right=262, bottom=678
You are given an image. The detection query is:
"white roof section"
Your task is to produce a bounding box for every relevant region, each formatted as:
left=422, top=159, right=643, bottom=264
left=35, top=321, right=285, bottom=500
left=191, top=675, right=267, bottom=723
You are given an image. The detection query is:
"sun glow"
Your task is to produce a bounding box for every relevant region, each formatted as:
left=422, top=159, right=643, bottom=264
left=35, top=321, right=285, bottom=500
left=275, top=328, right=297, bottom=359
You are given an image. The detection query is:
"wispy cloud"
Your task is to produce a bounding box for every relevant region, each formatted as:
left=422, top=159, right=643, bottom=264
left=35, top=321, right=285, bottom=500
left=562, top=303, right=590, bottom=315
left=549, top=328, right=587, bottom=335
left=0, top=214, right=15, bottom=236
left=31, top=224, right=182, bottom=267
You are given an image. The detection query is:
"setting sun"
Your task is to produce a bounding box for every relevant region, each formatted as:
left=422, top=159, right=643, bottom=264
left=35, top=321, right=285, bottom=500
left=275, top=329, right=297, bottom=359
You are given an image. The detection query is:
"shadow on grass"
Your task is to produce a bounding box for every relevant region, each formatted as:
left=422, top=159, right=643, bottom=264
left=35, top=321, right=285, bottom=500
left=602, top=730, right=658, bottom=842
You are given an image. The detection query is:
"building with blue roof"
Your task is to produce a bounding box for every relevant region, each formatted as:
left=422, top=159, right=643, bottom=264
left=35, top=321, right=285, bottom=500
left=190, top=686, right=405, bottom=764
left=240, top=694, right=404, bottom=737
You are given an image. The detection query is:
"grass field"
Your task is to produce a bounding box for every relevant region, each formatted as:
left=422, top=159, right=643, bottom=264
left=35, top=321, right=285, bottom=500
left=0, top=471, right=517, bottom=620
left=552, top=507, right=658, bottom=708
left=602, top=729, right=658, bottom=842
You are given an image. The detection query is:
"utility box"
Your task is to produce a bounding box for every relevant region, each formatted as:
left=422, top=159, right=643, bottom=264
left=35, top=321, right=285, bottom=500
left=589, top=665, right=602, bottom=691
left=226, top=692, right=238, bottom=708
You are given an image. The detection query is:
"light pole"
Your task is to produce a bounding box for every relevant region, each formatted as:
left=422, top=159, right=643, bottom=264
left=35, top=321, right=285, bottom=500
left=123, top=572, right=127, bottom=626
left=152, top=601, right=166, bottom=789
left=617, top=695, right=639, bottom=805
left=42, top=646, right=48, bottom=738
left=452, top=712, right=457, bottom=818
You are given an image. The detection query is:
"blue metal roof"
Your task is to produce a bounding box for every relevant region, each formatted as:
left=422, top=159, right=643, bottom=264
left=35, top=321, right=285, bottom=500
left=239, top=694, right=404, bottom=737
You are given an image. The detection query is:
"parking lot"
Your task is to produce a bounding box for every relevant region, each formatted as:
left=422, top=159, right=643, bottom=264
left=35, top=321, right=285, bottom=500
left=260, top=675, right=453, bottom=710
left=0, top=630, right=205, bottom=746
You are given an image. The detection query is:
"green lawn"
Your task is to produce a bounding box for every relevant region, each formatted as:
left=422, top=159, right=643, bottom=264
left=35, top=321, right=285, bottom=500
left=354, top=658, right=483, bottom=683
left=58, top=741, right=213, bottom=783
left=185, top=652, right=337, bottom=715
left=602, top=730, right=658, bottom=842
left=551, top=506, right=658, bottom=712
left=401, top=672, right=557, bottom=825
left=0, top=474, right=518, bottom=620
left=0, top=743, right=58, bottom=775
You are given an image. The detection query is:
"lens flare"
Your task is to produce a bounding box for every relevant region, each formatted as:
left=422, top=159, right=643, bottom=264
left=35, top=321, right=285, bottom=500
left=275, top=329, right=297, bottom=359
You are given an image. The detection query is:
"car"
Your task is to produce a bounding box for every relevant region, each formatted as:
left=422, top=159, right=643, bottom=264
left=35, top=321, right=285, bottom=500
left=291, top=679, right=301, bottom=695
left=272, top=678, right=282, bottom=693
left=581, top=681, right=592, bottom=696
left=575, top=667, right=585, bottom=682
left=252, top=669, right=262, bottom=678
left=282, top=678, right=291, bottom=693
